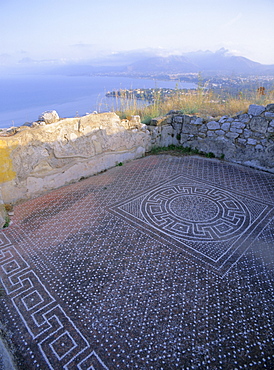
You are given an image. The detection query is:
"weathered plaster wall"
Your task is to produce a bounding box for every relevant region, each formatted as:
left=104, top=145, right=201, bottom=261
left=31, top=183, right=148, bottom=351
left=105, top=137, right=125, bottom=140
left=0, top=112, right=150, bottom=206
left=148, top=104, right=274, bottom=173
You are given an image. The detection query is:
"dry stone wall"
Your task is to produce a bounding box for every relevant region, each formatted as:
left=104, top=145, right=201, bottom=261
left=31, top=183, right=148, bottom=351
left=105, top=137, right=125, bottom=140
left=147, top=104, right=274, bottom=173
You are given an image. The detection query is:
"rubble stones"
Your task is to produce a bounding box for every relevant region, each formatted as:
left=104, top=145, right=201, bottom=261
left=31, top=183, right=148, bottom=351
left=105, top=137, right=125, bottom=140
left=250, top=116, right=268, bottom=133
left=266, top=103, right=274, bottom=112
left=207, top=121, right=220, bottom=130
left=248, top=104, right=265, bottom=116
left=151, top=104, right=274, bottom=173
left=38, top=110, right=60, bottom=124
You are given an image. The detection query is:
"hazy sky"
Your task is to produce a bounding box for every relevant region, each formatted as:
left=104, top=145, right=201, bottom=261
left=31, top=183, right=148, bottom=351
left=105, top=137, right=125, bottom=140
left=1, top=0, right=274, bottom=67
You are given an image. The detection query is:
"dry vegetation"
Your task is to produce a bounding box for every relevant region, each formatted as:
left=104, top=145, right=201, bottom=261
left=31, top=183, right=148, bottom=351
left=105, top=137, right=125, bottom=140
left=110, top=88, right=274, bottom=124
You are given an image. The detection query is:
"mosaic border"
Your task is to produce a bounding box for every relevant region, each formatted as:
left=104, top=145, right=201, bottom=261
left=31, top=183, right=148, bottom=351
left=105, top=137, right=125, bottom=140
left=0, top=232, right=109, bottom=370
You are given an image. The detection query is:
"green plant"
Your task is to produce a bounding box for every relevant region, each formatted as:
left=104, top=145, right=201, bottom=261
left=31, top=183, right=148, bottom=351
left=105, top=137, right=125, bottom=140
left=206, top=152, right=215, bottom=158
left=3, top=215, right=10, bottom=228
left=117, top=162, right=123, bottom=166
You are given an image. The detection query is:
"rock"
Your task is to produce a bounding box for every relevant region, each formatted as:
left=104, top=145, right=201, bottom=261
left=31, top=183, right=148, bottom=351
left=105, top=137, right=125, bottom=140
left=193, top=117, right=203, bottom=125
left=248, top=104, right=265, bottom=116
left=219, top=116, right=229, bottom=124
left=231, top=121, right=246, bottom=129
left=230, top=127, right=243, bottom=134
left=0, top=203, right=6, bottom=228
left=207, top=121, right=220, bottom=130
left=225, top=132, right=239, bottom=139
left=238, top=114, right=250, bottom=123
left=0, top=190, right=7, bottom=228
left=39, top=110, right=59, bottom=124
left=221, top=122, right=231, bottom=131
left=265, top=112, right=274, bottom=120
left=247, top=138, right=257, bottom=145
left=150, top=116, right=167, bottom=126
left=266, top=104, right=274, bottom=112
left=173, top=116, right=183, bottom=123
left=250, top=117, right=268, bottom=134
left=237, top=138, right=247, bottom=145
left=215, top=130, right=225, bottom=136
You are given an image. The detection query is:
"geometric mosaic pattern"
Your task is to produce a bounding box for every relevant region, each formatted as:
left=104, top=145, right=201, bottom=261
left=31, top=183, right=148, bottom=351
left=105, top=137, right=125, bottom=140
left=110, top=174, right=274, bottom=275
left=0, top=155, right=274, bottom=369
left=0, top=232, right=108, bottom=370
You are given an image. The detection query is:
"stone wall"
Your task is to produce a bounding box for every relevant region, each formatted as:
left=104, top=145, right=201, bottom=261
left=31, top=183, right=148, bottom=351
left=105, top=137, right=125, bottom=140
left=147, top=104, right=274, bottom=173
left=0, top=112, right=150, bottom=206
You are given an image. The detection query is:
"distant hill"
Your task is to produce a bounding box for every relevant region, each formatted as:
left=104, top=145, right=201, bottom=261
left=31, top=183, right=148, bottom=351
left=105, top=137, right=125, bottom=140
left=126, top=49, right=274, bottom=76
left=45, top=48, right=274, bottom=77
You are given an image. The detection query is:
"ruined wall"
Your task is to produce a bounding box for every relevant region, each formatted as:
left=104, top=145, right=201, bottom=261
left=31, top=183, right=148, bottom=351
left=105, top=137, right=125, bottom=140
left=148, top=104, right=274, bottom=173
left=0, top=104, right=273, bottom=223
left=0, top=112, right=150, bottom=206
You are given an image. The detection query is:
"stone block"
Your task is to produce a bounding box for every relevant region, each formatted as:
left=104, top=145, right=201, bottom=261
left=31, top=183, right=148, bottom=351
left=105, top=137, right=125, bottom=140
left=248, top=105, right=265, bottom=116
left=255, top=144, right=264, bottom=150
left=226, top=132, right=239, bottom=139
left=192, top=117, right=203, bottom=125
left=0, top=203, right=6, bottom=228
left=230, top=127, right=243, bottom=134
left=215, top=130, right=225, bottom=136
left=221, top=122, right=231, bottom=132
left=238, top=114, right=250, bottom=123
left=173, top=116, right=183, bottom=123
left=39, top=110, right=59, bottom=124
left=244, top=129, right=251, bottom=138
left=265, top=112, right=274, bottom=120
left=207, top=121, right=220, bottom=130
left=266, top=104, right=274, bottom=112
left=219, top=116, right=229, bottom=124
left=150, top=116, right=167, bottom=126
left=247, top=138, right=257, bottom=145
left=231, top=121, right=246, bottom=129
left=250, top=117, right=268, bottom=134
left=182, top=122, right=199, bottom=134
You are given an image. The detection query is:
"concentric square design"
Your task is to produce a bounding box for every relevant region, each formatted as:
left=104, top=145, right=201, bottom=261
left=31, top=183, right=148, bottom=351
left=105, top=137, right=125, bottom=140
left=109, top=175, right=274, bottom=275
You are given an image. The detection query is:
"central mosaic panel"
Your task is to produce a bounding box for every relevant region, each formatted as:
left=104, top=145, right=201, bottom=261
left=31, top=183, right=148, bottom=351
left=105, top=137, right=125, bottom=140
left=141, top=185, right=248, bottom=242
left=109, top=175, right=273, bottom=275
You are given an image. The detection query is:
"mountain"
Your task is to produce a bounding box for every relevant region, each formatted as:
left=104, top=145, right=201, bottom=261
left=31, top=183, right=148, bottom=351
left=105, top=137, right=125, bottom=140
left=38, top=48, right=274, bottom=77
left=126, top=55, right=198, bottom=74
left=126, top=48, right=274, bottom=76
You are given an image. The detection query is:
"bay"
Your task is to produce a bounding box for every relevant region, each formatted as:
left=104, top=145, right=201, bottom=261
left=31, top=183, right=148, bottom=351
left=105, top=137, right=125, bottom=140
left=0, top=75, right=196, bottom=128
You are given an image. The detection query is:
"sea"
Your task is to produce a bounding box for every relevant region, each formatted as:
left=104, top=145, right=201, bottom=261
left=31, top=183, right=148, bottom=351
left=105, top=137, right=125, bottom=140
left=0, top=75, right=196, bottom=129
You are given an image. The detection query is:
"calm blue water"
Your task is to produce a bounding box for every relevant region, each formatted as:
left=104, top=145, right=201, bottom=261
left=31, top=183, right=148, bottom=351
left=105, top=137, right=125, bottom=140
left=0, top=75, right=196, bottom=128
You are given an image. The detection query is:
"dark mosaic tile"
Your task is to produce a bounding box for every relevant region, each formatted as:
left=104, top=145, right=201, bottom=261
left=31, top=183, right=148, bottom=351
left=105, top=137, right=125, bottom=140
left=1, top=156, right=274, bottom=369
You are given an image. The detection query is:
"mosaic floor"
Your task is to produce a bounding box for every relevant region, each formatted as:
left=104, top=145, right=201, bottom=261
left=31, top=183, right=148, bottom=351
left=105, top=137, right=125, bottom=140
left=0, top=155, right=274, bottom=369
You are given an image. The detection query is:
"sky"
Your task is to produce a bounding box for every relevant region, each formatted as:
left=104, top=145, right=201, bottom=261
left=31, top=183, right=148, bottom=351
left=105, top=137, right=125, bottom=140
left=1, top=0, right=274, bottom=69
